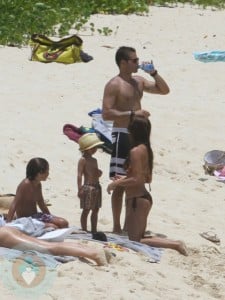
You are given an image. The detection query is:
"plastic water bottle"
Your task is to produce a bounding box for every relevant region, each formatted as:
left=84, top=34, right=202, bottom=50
left=139, top=62, right=155, bottom=72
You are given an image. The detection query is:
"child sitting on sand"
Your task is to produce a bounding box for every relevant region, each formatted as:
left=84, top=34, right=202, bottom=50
left=7, top=157, right=69, bottom=228
left=77, top=133, right=104, bottom=233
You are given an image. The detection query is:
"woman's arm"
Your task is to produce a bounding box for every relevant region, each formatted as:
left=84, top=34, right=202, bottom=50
left=107, top=147, right=143, bottom=193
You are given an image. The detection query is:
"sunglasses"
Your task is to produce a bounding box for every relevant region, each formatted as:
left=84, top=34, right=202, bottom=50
left=127, top=58, right=139, bottom=63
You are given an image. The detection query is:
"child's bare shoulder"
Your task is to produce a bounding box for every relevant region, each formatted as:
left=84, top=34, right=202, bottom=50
left=78, top=156, right=86, bottom=163
left=18, top=178, right=29, bottom=189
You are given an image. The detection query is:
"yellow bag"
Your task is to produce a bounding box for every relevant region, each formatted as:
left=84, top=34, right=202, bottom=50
left=29, top=34, right=84, bottom=64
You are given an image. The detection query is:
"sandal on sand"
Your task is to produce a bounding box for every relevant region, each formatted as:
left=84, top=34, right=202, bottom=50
left=199, top=231, right=220, bottom=244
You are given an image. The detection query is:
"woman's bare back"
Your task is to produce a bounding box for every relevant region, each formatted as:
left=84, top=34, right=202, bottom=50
left=125, top=144, right=150, bottom=197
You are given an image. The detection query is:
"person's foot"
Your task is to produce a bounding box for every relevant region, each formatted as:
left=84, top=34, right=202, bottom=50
left=103, top=249, right=114, bottom=263
left=176, top=240, right=189, bottom=256
left=118, top=230, right=128, bottom=236
left=112, top=226, right=122, bottom=234
left=94, top=249, right=108, bottom=266
left=94, top=248, right=115, bottom=266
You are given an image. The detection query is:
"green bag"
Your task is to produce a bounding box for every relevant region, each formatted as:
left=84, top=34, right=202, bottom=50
left=29, top=34, right=84, bottom=64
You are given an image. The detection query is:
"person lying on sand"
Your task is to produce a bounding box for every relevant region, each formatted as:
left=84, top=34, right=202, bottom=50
left=0, top=225, right=111, bottom=266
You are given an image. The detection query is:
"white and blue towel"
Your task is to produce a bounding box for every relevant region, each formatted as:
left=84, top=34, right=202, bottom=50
left=194, top=50, right=225, bottom=63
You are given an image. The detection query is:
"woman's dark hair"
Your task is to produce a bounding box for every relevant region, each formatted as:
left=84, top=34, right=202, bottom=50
left=125, top=115, right=153, bottom=176
left=26, top=157, right=49, bottom=180
left=115, top=46, right=136, bottom=67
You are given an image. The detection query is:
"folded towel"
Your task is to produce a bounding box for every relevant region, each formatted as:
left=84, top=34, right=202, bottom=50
left=194, top=50, right=225, bottom=63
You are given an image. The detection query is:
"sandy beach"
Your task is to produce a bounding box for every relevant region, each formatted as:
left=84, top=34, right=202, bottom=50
left=0, top=4, right=225, bottom=299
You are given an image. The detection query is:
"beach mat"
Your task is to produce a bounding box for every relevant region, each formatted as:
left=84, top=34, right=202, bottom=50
left=194, top=50, right=225, bottom=63
left=67, top=231, right=163, bottom=263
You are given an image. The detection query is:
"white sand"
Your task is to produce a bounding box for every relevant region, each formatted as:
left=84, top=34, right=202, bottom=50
left=0, top=4, right=225, bottom=300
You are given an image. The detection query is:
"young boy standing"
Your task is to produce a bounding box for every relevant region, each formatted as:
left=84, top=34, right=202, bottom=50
left=77, top=133, right=104, bottom=233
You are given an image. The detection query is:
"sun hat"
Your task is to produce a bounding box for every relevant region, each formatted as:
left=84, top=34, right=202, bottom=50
left=78, top=133, right=104, bottom=151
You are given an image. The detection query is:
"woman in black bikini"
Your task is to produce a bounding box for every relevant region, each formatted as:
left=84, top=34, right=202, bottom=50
left=107, top=115, right=188, bottom=256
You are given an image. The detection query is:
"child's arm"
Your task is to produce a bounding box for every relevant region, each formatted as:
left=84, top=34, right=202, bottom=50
left=107, top=176, right=134, bottom=194
left=37, top=184, right=51, bottom=214
left=77, top=157, right=85, bottom=197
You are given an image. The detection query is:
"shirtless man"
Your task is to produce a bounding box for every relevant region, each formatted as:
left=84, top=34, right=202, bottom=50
left=102, top=46, right=170, bottom=233
left=7, top=157, right=69, bottom=228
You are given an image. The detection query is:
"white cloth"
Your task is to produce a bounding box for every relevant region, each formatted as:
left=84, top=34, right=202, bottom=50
left=4, top=217, right=76, bottom=241
left=5, top=217, right=46, bottom=237
left=91, top=113, right=113, bottom=142
left=0, top=215, right=6, bottom=227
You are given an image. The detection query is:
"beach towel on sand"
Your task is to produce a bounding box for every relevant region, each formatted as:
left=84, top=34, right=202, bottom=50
left=194, top=50, right=225, bottom=63
left=0, top=247, right=77, bottom=269
left=67, top=231, right=163, bottom=263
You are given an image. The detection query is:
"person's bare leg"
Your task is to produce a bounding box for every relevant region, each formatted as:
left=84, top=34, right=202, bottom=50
left=127, top=197, right=150, bottom=241
left=44, top=222, right=58, bottom=229
left=126, top=196, right=187, bottom=255
left=51, top=216, right=69, bottom=228
left=48, top=241, right=109, bottom=266
left=140, top=237, right=188, bottom=256
left=111, top=186, right=124, bottom=233
left=80, top=209, right=90, bottom=231
left=0, top=227, right=108, bottom=266
left=91, top=208, right=99, bottom=233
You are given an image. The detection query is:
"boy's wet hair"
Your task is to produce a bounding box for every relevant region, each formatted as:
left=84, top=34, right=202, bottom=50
left=26, top=157, right=49, bottom=180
